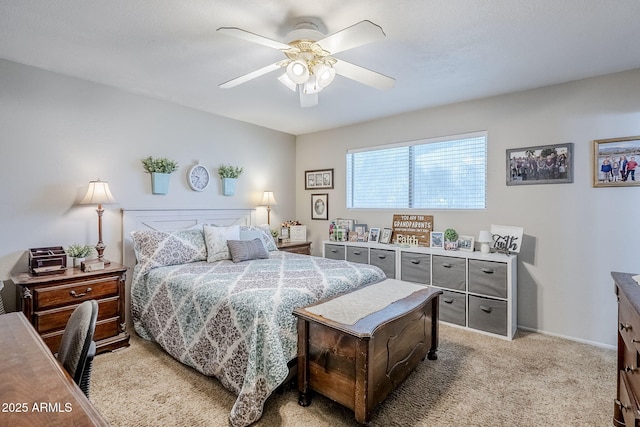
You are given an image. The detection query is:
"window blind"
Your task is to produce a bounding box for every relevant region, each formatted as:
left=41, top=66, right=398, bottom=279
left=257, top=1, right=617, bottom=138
left=347, top=132, right=487, bottom=209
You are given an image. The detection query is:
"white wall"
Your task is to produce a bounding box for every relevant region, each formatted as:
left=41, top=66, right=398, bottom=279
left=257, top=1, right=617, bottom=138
left=296, top=69, right=640, bottom=348
left=0, top=59, right=296, bottom=310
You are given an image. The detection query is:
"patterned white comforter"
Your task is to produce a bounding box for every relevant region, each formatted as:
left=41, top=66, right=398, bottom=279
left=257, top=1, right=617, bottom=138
left=131, top=251, right=385, bottom=427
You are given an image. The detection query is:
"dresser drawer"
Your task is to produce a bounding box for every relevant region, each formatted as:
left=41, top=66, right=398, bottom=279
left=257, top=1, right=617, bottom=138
left=34, top=296, right=120, bottom=334
left=370, top=249, right=395, bottom=278
left=43, top=317, right=121, bottom=354
left=34, top=276, right=120, bottom=310
left=619, top=371, right=640, bottom=427
left=439, top=290, right=466, bottom=326
left=325, top=244, right=346, bottom=260
left=400, top=252, right=430, bottom=285
left=468, top=295, right=507, bottom=336
left=346, top=246, right=369, bottom=264
left=432, top=256, right=466, bottom=291
left=468, top=260, right=507, bottom=298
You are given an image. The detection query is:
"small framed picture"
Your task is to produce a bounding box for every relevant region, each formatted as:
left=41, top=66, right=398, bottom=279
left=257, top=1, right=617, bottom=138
left=311, top=193, right=329, bottom=220
left=458, top=235, right=475, bottom=252
left=430, top=231, right=444, bottom=249
left=380, top=227, right=393, bottom=244
left=348, top=231, right=358, bottom=242
left=593, top=136, right=640, bottom=187
left=368, top=227, right=381, bottom=243
left=305, top=169, right=334, bottom=190
left=280, top=227, right=289, bottom=240
left=354, top=223, right=368, bottom=241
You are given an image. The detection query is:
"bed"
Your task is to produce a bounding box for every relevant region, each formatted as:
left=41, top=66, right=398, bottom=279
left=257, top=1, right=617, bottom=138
left=121, top=209, right=386, bottom=427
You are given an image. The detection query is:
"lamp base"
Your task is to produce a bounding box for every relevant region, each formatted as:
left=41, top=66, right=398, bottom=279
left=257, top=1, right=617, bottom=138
left=480, top=243, right=491, bottom=254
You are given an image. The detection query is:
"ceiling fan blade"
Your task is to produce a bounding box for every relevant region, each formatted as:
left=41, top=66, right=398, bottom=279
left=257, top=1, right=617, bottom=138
left=317, top=20, right=386, bottom=55
left=333, top=60, right=396, bottom=90
left=217, top=27, right=291, bottom=51
left=219, top=62, right=282, bottom=88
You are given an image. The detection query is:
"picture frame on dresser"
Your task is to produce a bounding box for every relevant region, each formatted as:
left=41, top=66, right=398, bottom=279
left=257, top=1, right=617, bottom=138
left=430, top=231, right=444, bottom=249
left=368, top=227, right=380, bottom=243
left=379, top=227, right=393, bottom=244
left=458, top=235, right=475, bottom=252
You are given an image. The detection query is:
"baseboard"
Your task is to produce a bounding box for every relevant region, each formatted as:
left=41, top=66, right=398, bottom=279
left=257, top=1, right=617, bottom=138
left=517, top=325, right=615, bottom=350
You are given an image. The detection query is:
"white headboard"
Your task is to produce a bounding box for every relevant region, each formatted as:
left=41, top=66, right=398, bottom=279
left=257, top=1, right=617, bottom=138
left=121, top=208, right=256, bottom=268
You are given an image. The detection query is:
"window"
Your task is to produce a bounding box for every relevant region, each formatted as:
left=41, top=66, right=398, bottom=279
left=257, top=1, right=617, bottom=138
left=346, top=132, right=487, bottom=209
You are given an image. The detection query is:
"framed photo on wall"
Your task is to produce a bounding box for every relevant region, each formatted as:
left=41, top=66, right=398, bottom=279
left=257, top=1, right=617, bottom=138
left=305, top=169, right=334, bottom=190
left=593, top=136, right=640, bottom=187
left=311, top=193, right=329, bottom=220
left=506, top=143, right=573, bottom=185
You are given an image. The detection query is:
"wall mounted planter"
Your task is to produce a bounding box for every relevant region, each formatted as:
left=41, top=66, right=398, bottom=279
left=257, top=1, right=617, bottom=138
left=222, top=177, right=236, bottom=196
left=151, top=172, right=171, bottom=195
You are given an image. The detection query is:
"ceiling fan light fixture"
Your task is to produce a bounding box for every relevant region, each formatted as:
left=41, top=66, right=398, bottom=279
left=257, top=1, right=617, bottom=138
left=286, top=60, right=309, bottom=84
left=302, top=74, right=321, bottom=95
left=277, top=72, right=297, bottom=91
left=314, top=63, right=336, bottom=88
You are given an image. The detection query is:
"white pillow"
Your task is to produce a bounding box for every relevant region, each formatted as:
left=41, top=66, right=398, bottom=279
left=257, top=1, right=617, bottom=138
left=203, top=225, right=240, bottom=262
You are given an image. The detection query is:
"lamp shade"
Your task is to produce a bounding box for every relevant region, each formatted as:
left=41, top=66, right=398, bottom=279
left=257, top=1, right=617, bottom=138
left=477, top=230, right=493, bottom=243
left=260, top=191, right=278, bottom=206
left=286, top=60, right=309, bottom=84
left=80, top=180, right=116, bottom=206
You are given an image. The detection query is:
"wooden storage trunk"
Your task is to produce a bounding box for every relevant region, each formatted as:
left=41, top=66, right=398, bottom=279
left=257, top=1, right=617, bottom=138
left=294, top=280, right=441, bottom=424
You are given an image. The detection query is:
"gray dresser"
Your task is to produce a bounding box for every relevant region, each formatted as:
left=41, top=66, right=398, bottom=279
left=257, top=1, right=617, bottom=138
left=323, top=241, right=517, bottom=340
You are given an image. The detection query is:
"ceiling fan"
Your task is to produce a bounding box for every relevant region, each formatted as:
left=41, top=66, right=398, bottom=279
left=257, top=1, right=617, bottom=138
left=217, top=19, right=395, bottom=107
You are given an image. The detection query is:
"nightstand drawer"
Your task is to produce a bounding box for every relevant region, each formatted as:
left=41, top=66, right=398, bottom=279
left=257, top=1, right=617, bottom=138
left=370, top=248, right=395, bottom=278
left=43, top=317, right=121, bottom=354
left=34, top=276, right=119, bottom=310
left=325, top=244, right=346, bottom=260
left=468, top=295, right=507, bottom=336
left=35, top=296, right=120, bottom=334
left=432, top=256, right=466, bottom=291
left=346, top=246, right=369, bottom=264
left=439, top=290, right=466, bottom=326
left=400, top=252, right=430, bottom=285
left=469, top=260, right=507, bottom=298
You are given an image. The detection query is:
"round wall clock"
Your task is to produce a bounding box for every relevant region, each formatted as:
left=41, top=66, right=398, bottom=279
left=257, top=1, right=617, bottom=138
left=187, top=163, right=211, bottom=191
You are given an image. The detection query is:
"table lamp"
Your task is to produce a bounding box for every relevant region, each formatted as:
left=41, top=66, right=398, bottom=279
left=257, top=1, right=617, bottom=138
left=477, top=230, right=493, bottom=254
left=260, top=191, right=278, bottom=225
left=80, top=179, right=116, bottom=264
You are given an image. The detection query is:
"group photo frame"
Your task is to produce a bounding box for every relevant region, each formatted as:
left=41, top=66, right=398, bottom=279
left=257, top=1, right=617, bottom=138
left=305, top=168, right=334, bottom=190
left=593, top=136, right=640, bottom=187
left=506, top=143, right=573, bottom=186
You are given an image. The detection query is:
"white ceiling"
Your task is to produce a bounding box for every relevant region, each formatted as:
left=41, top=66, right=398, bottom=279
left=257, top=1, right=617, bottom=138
left=1, top=0, right=639, bottom=135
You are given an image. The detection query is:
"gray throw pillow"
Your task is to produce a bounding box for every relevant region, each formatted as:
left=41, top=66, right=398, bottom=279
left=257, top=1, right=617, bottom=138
left=227, top=238, right=269, bottom=263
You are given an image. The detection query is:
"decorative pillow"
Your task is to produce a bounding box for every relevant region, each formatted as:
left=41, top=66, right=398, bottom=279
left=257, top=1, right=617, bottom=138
left=203, top=224, right=240, bottom=262
left=239, top=225, right=278, bottom=251
left=227, top=238, right=269, bottom=263
left=130, top=229, right=207, bottom=275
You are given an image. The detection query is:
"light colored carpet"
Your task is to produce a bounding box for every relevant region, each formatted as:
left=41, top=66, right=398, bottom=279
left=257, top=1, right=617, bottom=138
left=91, top=324, right=615, bottom=426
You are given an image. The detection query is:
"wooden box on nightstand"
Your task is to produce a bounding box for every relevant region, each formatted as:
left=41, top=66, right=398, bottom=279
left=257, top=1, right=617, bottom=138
left=11, top=262, right=130, bottom=354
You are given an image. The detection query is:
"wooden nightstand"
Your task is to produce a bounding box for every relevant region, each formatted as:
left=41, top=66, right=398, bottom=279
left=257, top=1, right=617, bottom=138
left=11, top=262, right=130, bottom=354
left=277, top=240, right=312, bottom=255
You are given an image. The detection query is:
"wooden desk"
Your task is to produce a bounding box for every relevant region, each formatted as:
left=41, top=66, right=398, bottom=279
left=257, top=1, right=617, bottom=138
left=0, top=312, right=109, bottom=426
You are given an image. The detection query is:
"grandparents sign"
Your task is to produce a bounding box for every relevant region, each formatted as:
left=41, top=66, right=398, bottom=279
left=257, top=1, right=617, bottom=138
left=391, top=214, right=433, bottom=246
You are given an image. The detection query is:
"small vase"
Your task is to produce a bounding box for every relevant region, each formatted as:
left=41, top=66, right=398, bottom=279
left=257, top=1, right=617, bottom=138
left=222, top=178, right=236, bottom=196
left=444, top=241, right=458, bottom=251
left=151, top=172, right=171, bottom=195
left=73, top=257, right=86, bottom=268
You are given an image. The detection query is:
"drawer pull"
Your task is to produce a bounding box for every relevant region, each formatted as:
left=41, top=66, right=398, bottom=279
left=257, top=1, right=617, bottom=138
left=378, top=255, right=386, bottom=259
left=480, top=305, right=494, bottom=313
left=353, top=251, right=361, bottom=255
left=620, top=323, right=633, bottom=332
left=70, top=287, right=92, bottom=298
left=633, top=339, right=640, bottom=344
left=481, top=268, right=495, bottom=274
left=625, top=365, right=638, bottom=373
left=411, top=259, right=421, bottom=264
left=442, top=263, right=452, bottom=268
left=330, top=249, right=338, bottom=253
left=615, top=399, right=630, bottom=411
left=443, top=297, right=454, bottom=304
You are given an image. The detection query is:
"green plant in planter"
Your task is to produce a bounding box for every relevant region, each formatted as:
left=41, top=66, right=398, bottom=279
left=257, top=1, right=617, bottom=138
left=141, top=156, right=179, bottom=174
left=444, top=228, right=458, bottom=242
left=218, top=164, right=244, bottom=179
left=66, top=243, right=94, bottom=258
